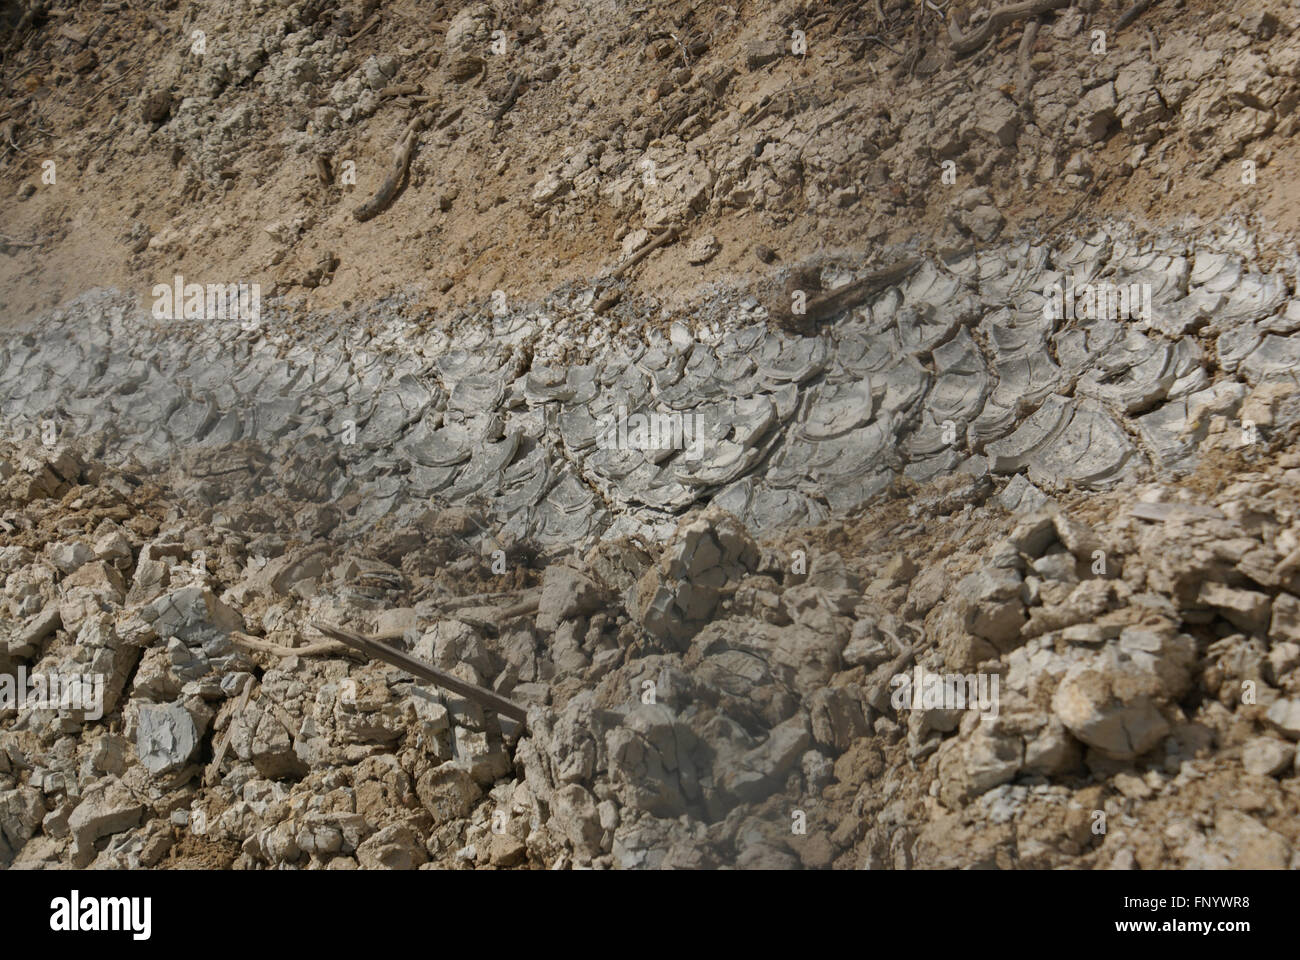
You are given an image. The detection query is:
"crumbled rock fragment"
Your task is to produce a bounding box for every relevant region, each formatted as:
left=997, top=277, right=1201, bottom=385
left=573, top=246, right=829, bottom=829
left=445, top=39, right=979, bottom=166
left=1242, top=737, right=1294, bottom=777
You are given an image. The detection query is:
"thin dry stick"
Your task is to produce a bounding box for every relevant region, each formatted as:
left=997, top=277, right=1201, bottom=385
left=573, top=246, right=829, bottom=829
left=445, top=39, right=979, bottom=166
left=312, top=621, right=529, bottom=725
left=1041, top=184, right=1097, bottom=238
left=379, top=83, right=421, bottom=97
left=594, top=225, right=680, bottom=312
left=610, top=225, right=679, bottom=280
left=490, top=71, right=524, bottom=125
left=497, top=596, right=540, bottom=621
left=5, top=4, right=36, bottom=53
left=1016, top=15, right=1042, bottom=96
left=776, top=256, right=924, bottom=328
left=370, top=590, right=541, bottom=640
left=353, top=114, right=426, bottom=222
left=231, top=630, right=365, bottom=660
left=592, top=288, right=622, bottom=315
left=82, top=61, right=144, bottom=109
left=349, top=13, right=381, bottom=42
left=948, top=0, right=1070, bottom=57
left=204, top=676, right=252, bottom=786
left=830, top=3, right=858, bottom=34
left=1115, top=0, right=1158, bottom=32
left=437, top=588, right=536, bottom=611
left=368, top=594, right=540, bottom=642
left=7, top=60, right=44, bottom=84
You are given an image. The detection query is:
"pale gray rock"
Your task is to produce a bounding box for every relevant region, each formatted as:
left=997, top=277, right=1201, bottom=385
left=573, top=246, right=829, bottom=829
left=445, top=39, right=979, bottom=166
left=1242, top=737, right=1294, bottom=777
left=0, top=786, right=43, bottom=866
left=935, top=718, right=1024, bottom=806
left=1265, top=699, right=1300, bottom=740
left=145, top=587, right=244, bottom=645
left=536, top=564, right=605, bottom=633
left=1199, top=582, right=1272, bottom=634
left=136, top=701, right=200, bottom=776
left=47, top=541, right=94, bottom=575
left=549, top=783, right=604, bottom=858
left=416, top=764, right=482, bottom=824
left=67, top=777, right=143, bottom=868
left=1052, top=662, right=1169, bottom=759
left=718, top=713, right=811, bottom=804
left=442, top=4, right=494, bottom=81
left=356, top=823, right=428, bottom=870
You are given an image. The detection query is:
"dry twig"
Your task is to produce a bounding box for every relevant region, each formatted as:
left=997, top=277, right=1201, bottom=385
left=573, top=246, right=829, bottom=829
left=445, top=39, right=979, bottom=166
left=231, top=630, right=365, bottom=660
left=203, top=676, right=252, bottom=786
left=490, top=71, right=523, bottom=125
left=312, top=621, right=529, bottom=725
left=0, top=233, right=43, bottom=248
left=349, top=13, right=380, bottom=42
left=1016, top=15, right=1043, bottom=97
left=948, top=0, right=1070, bottom=57
left=352, top=114, right=426, bottom=222
left=610, top=225, right=679, bottom=280
left=771, top=256, right=923, bottom=333
left=1115, top=0, right=1159, bottom=33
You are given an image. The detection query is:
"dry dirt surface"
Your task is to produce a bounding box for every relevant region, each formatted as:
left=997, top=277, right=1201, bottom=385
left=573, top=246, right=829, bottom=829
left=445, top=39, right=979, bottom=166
left=2, top=0, right=1300, bottom=873
left=1, top=0, right=1298, bottom=320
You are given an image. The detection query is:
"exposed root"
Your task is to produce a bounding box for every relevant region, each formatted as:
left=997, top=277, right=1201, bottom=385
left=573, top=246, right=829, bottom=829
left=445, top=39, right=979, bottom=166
left=948, top=0, right=1070, bottom=58
left=352, top=114, right=426, bottom=223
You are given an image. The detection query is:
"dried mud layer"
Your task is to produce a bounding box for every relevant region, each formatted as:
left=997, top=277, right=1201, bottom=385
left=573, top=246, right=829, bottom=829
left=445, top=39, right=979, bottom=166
left=2, top=0, right=1300, bottom=871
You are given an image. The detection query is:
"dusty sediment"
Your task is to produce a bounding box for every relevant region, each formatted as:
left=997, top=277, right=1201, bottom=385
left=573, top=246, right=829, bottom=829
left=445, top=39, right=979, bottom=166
left=4, top=0, right=1300, bottom=870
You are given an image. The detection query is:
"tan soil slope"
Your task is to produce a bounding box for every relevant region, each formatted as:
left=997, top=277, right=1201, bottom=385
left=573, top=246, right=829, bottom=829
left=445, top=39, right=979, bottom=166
left=0, top=0, right=1297, bottom=324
